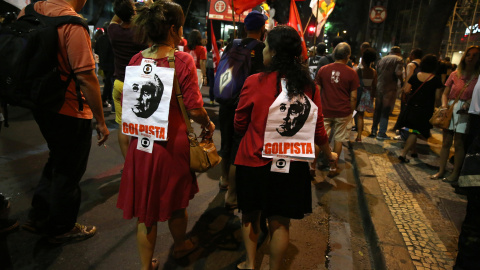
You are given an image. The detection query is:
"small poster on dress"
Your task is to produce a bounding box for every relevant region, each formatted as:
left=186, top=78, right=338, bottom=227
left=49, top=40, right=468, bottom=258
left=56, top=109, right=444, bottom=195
left=122, top=58, right=174, bottom=142
left=263, top=79, right=318, bottom=162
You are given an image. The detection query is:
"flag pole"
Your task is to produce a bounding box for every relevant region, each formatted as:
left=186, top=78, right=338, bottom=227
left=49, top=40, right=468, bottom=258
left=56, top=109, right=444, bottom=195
left=231, top=0, right=237, bottom=39
left=313, top=0, right=319, bottom=50
left=303, top=14, right=313, bottom=35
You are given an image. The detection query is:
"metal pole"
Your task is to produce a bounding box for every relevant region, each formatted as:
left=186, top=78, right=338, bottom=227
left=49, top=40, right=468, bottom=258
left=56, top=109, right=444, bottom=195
left=185, top=0, right=193, bottom=20
left=412, top=0, right=422, bottom=48
left=445, top=1, right=457, bottom=59
left=466, top=0, right=479, bottom=49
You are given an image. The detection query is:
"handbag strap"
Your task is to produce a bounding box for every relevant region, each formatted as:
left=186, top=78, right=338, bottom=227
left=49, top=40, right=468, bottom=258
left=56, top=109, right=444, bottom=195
left=451, top=77, right=474, bottom=107
left=167, top=49, right=194, bottom=134
left=406, top=74, right=434, bottom=104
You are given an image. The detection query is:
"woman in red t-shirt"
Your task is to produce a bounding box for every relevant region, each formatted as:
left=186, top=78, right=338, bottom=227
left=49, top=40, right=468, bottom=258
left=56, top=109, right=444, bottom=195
left=116, top=1, right=215, bottom=269
left=185, top=29, right=207, bottom=87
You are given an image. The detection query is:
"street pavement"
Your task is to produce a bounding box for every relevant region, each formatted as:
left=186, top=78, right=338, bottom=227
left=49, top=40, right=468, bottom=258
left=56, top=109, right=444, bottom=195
left=0, top=85, right=465, bottom=270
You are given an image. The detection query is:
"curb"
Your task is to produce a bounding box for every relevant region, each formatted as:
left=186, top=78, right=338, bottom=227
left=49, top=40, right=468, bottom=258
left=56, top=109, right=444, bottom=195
left=349, top=145, right=415, bottom=270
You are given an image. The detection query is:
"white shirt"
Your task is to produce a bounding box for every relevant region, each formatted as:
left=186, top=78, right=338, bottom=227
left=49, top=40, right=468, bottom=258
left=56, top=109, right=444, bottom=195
left=469, top=77, right=480, bottom=115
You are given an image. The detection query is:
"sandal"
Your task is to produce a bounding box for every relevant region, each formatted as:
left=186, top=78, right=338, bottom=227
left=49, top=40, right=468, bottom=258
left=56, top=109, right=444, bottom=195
left=172, top=238, right=198, bottom=260
left=398, top=156, right=409, bottom=163
left=236, top=262, right=254, bottom=270
left=429, top=173, right=443, bottom=180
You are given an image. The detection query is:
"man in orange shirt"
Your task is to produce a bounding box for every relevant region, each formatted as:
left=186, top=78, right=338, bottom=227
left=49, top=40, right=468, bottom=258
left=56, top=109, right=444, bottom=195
left=18, top=0, right=109, bottom=244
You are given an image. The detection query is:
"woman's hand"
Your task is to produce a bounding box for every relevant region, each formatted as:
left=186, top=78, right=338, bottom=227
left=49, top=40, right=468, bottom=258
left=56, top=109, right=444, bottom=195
left=201, top=120, right=215, bottom=139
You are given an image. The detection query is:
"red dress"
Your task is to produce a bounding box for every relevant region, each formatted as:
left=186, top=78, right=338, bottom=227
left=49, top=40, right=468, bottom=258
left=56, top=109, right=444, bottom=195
left=117, top=51, right=203, bottom=226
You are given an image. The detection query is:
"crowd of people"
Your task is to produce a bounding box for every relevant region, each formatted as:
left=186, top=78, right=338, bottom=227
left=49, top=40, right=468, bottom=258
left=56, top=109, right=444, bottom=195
left=1, top=0, right=480, bottom=269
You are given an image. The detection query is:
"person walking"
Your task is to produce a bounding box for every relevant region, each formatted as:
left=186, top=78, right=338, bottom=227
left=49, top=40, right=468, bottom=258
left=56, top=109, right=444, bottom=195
left=116, top=1, right=215, bottom=269
left=19, top=0, right=109, bottom=243
left=234, top=25, right=336, bottom=270
left=185, top=29, right=207, bottom=89
left=315, top=42, right=359, bottom=174
left=217, top=10, right=267, bottom=210
left=395, top=54, right=444, bottom=163
left=431, top=46, right=480, bottom=184
left=95, top=23, right=115, bottom=109
left=454, top=77, right=480, bottom=270
left=370, top=46, right=404, bottom=140
left=109, top=0, right=148, bottom=159
left=355, top=48, right=377, bottom=142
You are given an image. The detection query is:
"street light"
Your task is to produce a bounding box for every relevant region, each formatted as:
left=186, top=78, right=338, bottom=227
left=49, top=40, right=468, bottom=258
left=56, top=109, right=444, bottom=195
left=343, top=30, right=347, bottom=34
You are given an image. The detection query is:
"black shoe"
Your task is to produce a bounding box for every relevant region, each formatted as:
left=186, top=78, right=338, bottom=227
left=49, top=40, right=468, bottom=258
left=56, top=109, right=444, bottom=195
left=454, top=187, right=469, bottom=195
left=398, top=156, right=410, bottom=163
left=367, top=132, right=377, bottom=138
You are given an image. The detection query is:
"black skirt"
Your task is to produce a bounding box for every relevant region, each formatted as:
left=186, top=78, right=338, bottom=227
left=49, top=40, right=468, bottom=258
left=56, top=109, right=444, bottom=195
left=236, top=162, right=312, bottom=219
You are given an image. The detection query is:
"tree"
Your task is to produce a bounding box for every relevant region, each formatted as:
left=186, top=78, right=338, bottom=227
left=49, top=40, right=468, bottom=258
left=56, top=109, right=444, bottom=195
left=418, top=0, right=457, bottom=55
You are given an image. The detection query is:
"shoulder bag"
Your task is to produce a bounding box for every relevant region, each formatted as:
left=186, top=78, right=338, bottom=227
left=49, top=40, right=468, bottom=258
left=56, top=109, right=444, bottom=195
left=168, top=50, right=221, bottom=172
left=429, top=77, right=473, bottom=129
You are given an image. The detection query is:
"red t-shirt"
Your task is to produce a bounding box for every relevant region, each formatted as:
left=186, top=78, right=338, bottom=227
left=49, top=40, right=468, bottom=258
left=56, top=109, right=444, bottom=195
left=19, top=0, right=95, bottom=119
left=185, top=45, right=207, bottom=69
left=315, top=63, right=360, bottom=118
left=234, top=72, right=329, bottom=167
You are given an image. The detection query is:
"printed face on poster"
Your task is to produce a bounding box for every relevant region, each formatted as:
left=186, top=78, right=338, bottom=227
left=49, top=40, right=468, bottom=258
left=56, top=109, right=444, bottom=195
left=122, top=59, right=174, bottom=142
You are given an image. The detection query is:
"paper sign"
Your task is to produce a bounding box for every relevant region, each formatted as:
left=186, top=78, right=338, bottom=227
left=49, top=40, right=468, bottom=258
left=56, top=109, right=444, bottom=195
left=122, top=59, right=174, bottom=141
left=137, top=134, right=154, bottom=153
left=262, top=79, right=318, bottom=161
left=271, top=156, right=291, bottom=173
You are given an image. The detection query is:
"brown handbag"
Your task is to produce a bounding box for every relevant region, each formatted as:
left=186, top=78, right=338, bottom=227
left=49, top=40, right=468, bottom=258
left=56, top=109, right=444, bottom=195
left=167, top=50, right=221, bottom=172
left=429, top=77, right=473, bottom=129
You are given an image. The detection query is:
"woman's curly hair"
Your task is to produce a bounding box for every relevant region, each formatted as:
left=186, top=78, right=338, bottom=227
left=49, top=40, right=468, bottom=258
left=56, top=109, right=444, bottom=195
left=262, top=25, right=314, bottom=98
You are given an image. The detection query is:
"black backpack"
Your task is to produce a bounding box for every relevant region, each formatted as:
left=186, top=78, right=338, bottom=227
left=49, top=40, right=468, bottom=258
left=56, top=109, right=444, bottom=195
left=0, top=4, right=89, bottom=112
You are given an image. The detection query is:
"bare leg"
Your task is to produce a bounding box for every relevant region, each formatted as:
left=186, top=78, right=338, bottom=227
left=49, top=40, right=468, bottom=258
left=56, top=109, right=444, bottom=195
left=137, top=221, right=157, bottom=270
left=449, top=132, right=467, bottom=181
left=433, top=130, right=454, bottom=178
left=268, top=216, right=290, bottom=270
left=239, top=211, right=261, bottom=269
left=168, top=208, right=192, bottom=252
left=225, top=164, right=237, bottom=206
left=118, top=127, right=130, bottom=159
left=401, top=134, right=417, bottom=158
left=357, top=113, right=364, bottom=140
left=333, top=141, right=343, bottom=163
left=220, top=157, right=230, bottom=188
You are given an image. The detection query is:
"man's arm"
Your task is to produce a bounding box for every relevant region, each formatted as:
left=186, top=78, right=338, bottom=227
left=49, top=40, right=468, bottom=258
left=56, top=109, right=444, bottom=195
left=76, top=69, right=109, bottom=145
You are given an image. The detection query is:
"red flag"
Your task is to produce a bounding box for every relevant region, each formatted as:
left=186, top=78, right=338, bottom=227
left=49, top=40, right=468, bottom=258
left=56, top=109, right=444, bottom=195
left=232, top=0, right=264, bottom=15
left=210, top=21, right=220, bottom=71
left=288, top=0, right=308, bottom=60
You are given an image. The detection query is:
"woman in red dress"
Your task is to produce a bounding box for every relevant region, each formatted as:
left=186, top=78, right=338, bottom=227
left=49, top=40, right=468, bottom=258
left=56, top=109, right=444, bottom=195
left=116, top=1, right=215, bottom=269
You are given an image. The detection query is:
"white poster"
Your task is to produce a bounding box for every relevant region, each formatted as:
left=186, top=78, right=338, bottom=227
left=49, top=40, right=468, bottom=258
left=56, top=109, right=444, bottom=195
left=262, top=79, right=318, bottom=161
left=122, top=59, right=174, bottom=142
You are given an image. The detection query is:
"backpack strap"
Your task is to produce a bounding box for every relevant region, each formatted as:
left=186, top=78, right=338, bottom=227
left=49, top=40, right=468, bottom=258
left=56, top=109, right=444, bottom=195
left=25, top=3, right=89, bottom=112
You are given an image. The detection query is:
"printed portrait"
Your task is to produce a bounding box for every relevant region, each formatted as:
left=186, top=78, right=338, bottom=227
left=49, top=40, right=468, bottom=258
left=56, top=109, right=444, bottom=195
left=131, top=74, right=164, bottom=118
left=276, top=95, right=311, bottom=137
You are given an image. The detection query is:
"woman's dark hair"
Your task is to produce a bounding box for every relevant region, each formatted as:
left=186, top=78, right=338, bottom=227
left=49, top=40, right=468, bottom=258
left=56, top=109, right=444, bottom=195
left=263, top=26, right=314, bottom=98
left=362, top=48, right=376, bottom=66
left=420, top=54, right=438, bottom=73
left=187, top=30, right=203, bottom=51
left=410, top=48, right=423, bottom=60
left=133, top=0, right=184, bottom=46
left=113, top=0, right=135, bottom=23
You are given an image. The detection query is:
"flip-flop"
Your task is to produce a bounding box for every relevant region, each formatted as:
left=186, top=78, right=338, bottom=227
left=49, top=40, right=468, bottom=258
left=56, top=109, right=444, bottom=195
left=172, top=238, right=198, bottom=260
